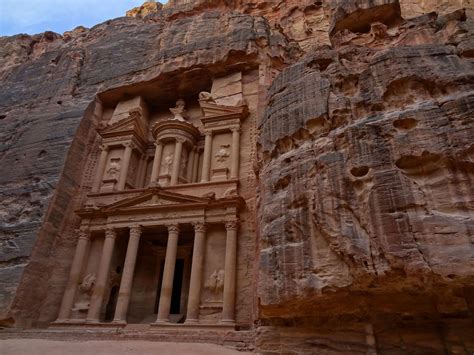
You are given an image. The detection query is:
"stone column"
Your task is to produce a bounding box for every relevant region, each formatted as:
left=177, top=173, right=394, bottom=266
left=185, top=222, right=207, bottom=323
left=150, top=142, right=163, bottom=185
left=221, top=220, right=239, bottom=323
left=113, top=226, right=142, bottom=323
left=230, top=128, right=240, bottom=179
left=156, top=224, right=180, bottom=323
left=185, top=148, right=194, bottom=182
left=117, top=142, right=134, bottom=191
left=86, top=228, right=117, bottom=322
left=192, top=148, right=200, bottom=183
left=170, top=138, right=184, bottom=186
left=56, top=230, right=90, bottom=321
left=201, top=131, right=213, bottom=183
left=91, top=145, right=109, bottom=192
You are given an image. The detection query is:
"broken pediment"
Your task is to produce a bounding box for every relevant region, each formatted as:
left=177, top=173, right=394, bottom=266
left=198, top=92, right=249, bottom=120
left=99, top=110, right=148, bottom=143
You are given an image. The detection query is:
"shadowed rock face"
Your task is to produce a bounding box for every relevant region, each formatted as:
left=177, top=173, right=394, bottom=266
left=1, top=0, right=474, bottom=353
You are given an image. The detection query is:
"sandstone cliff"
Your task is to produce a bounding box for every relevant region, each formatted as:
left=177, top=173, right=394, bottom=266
left=1, top=0, right=473, bottom=353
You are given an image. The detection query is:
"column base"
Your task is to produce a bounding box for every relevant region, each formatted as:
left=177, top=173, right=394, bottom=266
left=184, top=318, right=199, bottom=324
left=112, top=320, right=127, bottom=325
left=85, top=319, right=101, bottom=324
left=220, top=319, right=235, bottom=325
left=154, top=319, right=170, bottom=324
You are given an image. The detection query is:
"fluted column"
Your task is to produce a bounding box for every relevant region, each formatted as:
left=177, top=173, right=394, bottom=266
left=91, top=145, right=109, bottom=192
left=170, top=139, right=184, bottom=186
left=150, top=142, right=163, bottom=185
left=56, top=230, right=90, bottom=321
left=185, top=148, right=194, bottom=182
left=230, top=128, right=240, bottom=179
left=87, top=228, right=117, bottom=322
left=201, top=131, right=212, bottom=183
left=156, top=224, right=180, bottom=323
left=185, top=222, right=207, bottom=323
left=117, top=142, right=134, bottom=191
left=221, top=220, right=239, bottom=323
left=113, top=226, right=142, bottom=323
left=192, top=148, right=200, bottom=183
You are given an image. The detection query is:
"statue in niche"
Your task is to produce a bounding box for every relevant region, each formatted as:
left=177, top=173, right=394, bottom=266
left=106, top=158, right=121, bottom=180
left=199, top=91, right=215, bottom=103
left=162, top=154, right=173, bottom=175
left=205, top=269, right=225, bottom=301
left=215, top=144, right=230, bottom=167
left=170, top=99, right=187, bottom=121
left=72, top=273, right=96, bottom=312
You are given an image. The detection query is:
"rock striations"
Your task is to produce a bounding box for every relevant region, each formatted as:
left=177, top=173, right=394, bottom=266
left=1, top=0, right=473, bottom=353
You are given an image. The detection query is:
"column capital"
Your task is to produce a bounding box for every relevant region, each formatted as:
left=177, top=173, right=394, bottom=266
left=123, top=141, right=136, bottom=150
left=193, top=222, right=207, bottom=233
left=203, top=129, right=213, bottom=137
left=76, top=229, right=90, bottom=241
left=130, top=225, right=143, bottom=237
left=167, top=224, right=180, bottom=234
left=230, top=126, right=241, bottom=133
left=225, top=219, right=240, bottom=231
left=176, top=137, right=186, bottom=144
left=154, top=140, right=163, bottom=148
left=105, top=228, right=117, bottom=239
left=99, top=144, right=110, bottom=152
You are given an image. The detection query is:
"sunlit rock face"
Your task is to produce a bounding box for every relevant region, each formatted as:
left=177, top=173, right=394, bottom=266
left=1, top=0, right=474, bottom=353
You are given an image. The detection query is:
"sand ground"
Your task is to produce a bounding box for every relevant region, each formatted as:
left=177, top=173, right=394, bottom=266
left=0, top=338, right=253, bottom=355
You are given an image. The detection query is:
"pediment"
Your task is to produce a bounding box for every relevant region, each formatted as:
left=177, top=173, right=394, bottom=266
left=99, top=112, right=148, bottom=140
left=102, top=188, right=210, bottom=212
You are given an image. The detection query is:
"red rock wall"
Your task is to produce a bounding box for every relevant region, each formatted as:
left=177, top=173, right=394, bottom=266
left=257, top=1, right=474, bottom=353
left=1, top=0, right=474, bottom=353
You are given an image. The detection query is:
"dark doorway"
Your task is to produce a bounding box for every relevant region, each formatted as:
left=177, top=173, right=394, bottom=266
left=154, top=259, right=185, bottom=315
left=105, top=285, right=119, bottom=322
left=171, top=259, right=184, bottom=314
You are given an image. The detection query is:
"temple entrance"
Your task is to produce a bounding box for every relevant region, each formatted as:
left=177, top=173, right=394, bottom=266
left=170, top=259, right=184, bottom=316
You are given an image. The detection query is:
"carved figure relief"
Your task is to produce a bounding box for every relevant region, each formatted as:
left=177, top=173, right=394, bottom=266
left=72, top=273, right=96, bottom=312
left=162, top=154, right=173, bottom=175
left=215, top=144, right=230, bottom=167
left=205, top=269, right=225, bottom=301
left=106, top=158, right=121, bottom=179
left=170, top=99, right=187, bottom=121
left=199, top=91, right=215, bottom=103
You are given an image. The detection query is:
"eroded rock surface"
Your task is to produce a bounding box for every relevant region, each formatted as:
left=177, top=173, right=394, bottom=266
left=1, top=0, right=473, bottom=353
left=257, top=1, right=474, bottom=353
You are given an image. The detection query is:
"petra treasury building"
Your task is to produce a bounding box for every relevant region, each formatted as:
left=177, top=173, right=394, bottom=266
left=1, top=0, right=474, bottom=353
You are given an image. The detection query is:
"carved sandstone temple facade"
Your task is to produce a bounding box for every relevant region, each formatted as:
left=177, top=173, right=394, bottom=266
left=52, top=71, right=256, bottom=329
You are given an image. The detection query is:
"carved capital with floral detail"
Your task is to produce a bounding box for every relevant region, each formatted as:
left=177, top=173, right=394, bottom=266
left=123, top=141, right=136, bottom=150
left=99, top=144, right=110, bottom=152
left=105, top=228, right=117, bottom=239
left=225, top=219, right=239, bottom=231
left=176, top=136, right=186, bottom=144
left=77, top=229, right=90, bottom=241
left=130, top=225, right=143, bottom=238
left=167, top=224, right=180, bottom=234
left=193, top=222, right=207, bottom=233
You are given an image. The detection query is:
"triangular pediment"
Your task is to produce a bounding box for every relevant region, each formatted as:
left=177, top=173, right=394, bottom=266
left=102, top=188, right=210, bottom=212
left=99, top=112, right=148, bottom=141
left=199, top=101, right=248, bottom=118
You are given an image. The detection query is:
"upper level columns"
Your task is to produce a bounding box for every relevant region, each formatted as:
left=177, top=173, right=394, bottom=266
left=92, top=145, right=109, bottom=193
left=221, top=219, right=239, bottom=323
left=171, top=138, right=184, bottom=186
left=150, top=142, right=163, bottom=185
left=113, top=225, right=142, bottom=323
left=201, top=131, right=213, bottom=183
left=56, top=229, right=90, bottom=321
left=156, top=224, right=180, bottom=323
left=230, top=128, right=240, bottom=180
left=117, top=142, right=134, bottom=191
left=87, top=228, right=117, bottom=322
